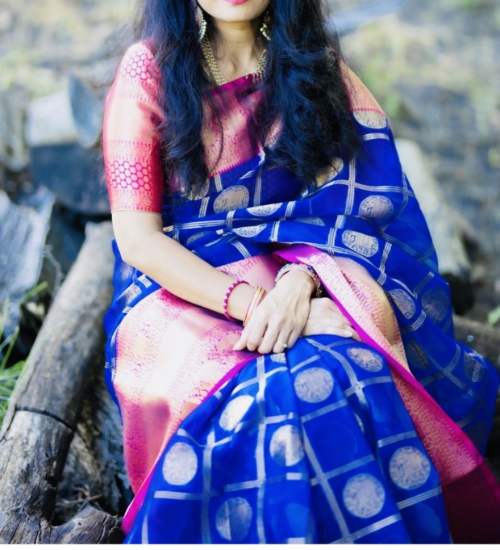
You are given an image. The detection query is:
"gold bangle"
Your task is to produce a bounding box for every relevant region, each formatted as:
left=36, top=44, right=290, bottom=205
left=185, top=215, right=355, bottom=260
left=243, top=287, right=267, bottom=327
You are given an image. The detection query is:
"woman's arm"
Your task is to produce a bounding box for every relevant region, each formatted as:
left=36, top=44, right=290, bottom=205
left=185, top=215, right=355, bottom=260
left=114, top=210, right=318, bottom=352
left=112, top=210, right=256, bottom=321
left=106, top=43, right=316, bottom=353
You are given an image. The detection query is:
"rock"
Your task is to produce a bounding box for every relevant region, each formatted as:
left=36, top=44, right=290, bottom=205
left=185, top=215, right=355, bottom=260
left=68, top=73, right=104, bottom=149
left=25, top=89, right=79, bottom=149
left=395, top=138, right=471, bottom=276
left=25, top=77, right=109, bottom=216
left=0, top=187, right=54, bottom=338
left=0, top=86, right=29, bottom=172
left=396, top=138, right=475, bottom=314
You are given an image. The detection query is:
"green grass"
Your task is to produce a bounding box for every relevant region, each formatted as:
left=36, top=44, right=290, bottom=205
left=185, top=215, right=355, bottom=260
left=0, top=282, right=47, bottom=425
left=0, top=304, right=25, bottom=425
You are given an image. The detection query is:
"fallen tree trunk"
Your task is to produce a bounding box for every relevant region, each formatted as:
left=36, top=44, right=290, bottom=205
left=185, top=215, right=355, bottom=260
left=0, top=221, right=123, bottom=543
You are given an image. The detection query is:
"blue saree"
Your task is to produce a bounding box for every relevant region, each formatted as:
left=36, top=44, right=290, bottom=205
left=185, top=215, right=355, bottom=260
left=103, top=43, right=500, bottom=544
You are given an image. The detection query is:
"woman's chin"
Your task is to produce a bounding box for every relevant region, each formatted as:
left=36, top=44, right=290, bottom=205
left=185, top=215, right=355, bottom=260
left=198, top=0, right=270, bottom=25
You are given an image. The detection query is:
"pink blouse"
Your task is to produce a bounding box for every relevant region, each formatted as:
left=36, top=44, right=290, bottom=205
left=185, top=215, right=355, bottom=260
left=103, top=42, right=385, bottom=214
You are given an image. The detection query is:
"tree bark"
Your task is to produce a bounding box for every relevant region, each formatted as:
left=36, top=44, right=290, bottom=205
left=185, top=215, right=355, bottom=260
left=0, top=221, right=123, bottom=543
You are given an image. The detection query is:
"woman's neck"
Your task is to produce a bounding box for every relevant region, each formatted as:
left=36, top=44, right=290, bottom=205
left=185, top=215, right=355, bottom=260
left=210, top=18, right=263, bottom=82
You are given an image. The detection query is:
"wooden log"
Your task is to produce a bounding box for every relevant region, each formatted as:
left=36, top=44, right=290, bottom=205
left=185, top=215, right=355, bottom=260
left=55, top=358, right=131, bottom=525
left=0, top=221, right=123, bottom=543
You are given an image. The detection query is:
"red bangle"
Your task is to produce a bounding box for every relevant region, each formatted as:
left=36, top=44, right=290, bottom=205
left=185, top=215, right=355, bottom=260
left=223, top=280, right=247, bottom=321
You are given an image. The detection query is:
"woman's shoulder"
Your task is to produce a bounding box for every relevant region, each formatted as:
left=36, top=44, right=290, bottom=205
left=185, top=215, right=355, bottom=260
left=111, top=41, right=161, bottom=101
left=338, top=61, right=383, bottom=113
left=339, top=61, right=388, bottom=129
left=117, top=41, right=160, bottom=86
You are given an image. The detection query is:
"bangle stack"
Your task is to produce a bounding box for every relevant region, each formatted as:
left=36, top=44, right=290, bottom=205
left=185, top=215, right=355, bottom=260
left=243, top=286, right=267, bottom=327
left=275, top=263, right=323, bottom=298
left=223, top=280, right=248, bottom=321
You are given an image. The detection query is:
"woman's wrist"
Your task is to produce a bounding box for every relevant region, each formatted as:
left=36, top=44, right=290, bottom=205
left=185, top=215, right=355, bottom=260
left=275, top=269, right=316, bottom=296
left=226, top=283, right=258, bottom=322
left=275, top=263, right=322, bottom=297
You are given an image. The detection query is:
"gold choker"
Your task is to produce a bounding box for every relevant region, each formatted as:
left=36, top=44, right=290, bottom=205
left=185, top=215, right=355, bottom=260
left=200, top=36, right=267, bottom=86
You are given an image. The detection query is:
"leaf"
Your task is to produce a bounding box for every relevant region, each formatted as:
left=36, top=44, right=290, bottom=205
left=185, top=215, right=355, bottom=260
left=487, top=306, right=500, bottom=326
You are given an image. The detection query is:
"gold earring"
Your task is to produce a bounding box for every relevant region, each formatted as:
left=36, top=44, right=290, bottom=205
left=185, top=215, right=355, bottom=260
left=260, top=11, right=271, bottom=41
left=197, top=6, right=207, bottom=42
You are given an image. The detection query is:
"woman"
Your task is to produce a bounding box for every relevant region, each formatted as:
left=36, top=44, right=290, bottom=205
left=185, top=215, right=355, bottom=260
left=103, top=0, right=500, bottom=543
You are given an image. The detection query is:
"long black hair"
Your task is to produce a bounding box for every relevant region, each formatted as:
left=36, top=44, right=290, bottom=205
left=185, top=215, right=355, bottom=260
left=136, top=0, right=360, bottom=196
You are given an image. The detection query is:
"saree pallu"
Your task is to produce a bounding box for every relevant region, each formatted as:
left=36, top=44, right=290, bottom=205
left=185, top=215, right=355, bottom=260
left=103, top=47, right=500, bottom=543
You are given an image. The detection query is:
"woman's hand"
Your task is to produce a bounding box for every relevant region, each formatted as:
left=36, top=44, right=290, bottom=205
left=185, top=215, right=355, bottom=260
left=301, top=297, right=361, bottom=341
left=233, top=270, right=315, bottom=354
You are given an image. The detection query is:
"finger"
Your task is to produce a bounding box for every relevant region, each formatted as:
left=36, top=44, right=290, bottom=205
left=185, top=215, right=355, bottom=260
left=245, top=317, right=269, bottom=352
left=351, top=329, right=362, bottom=342
left=258, top=320, right=287, bottom=354
left=233, top=333, right=247, bottom=351
left=233, top=323, right=251, bottom=350
left=302, top=321, right=355, bottom=338
left=271, top=328, right=293, bottom=354
left=287, top=326, right=303, bottom=350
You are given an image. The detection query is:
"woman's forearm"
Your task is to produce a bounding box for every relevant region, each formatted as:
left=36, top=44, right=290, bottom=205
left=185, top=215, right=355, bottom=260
left=112, top=211, right=255, bottom=321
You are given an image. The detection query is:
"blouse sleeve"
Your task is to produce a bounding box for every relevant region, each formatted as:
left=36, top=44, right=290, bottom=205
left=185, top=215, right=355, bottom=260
left=103, top=42, right=164, bottom=214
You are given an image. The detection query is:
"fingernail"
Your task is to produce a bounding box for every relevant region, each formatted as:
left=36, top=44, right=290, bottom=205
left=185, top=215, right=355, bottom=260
left=344, top=330, right=353, bottom=337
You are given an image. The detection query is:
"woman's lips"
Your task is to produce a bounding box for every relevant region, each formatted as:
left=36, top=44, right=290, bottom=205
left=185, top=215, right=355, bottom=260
left=223, top=0, right=250, bottom=4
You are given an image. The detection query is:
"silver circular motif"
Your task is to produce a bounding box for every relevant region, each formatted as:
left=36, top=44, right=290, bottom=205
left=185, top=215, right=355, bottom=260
left=342, top=230, right=379, bottom=257
left=389, top=289, right=416, bottom=320
left=343, top=474, right=386, bottom=519
left=219, top=395, right=254, bottom=431
left=294, top=367, right=334, bottom=403
left=464, top=354, right=486, bottom=383
left=213, top=186, right=250, bottom=213
left=248, top=203, right=281, bottom=216
left=269, top=425, right=305, bottom=467
left=421, top=288, right=449, bottom=324
left=389, top=446, right=431, bottom=490
left=162, top=442, right=198, bottom=486
left=215, top=497, right=253, bottom=542
left=359, top=196, right=394, bottom=219
left=406, top=340, right=430, bottom=370
left=353, top=110, right=388, bottom=129
left=232, top=224, right=267, bottom=238
left=270, top=353, right=287, bottom=364
left=347, top=347, right=384, bottom=372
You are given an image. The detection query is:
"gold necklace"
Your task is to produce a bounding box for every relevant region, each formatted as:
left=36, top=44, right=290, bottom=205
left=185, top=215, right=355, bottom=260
left=200, top=35, right=267, bottom=86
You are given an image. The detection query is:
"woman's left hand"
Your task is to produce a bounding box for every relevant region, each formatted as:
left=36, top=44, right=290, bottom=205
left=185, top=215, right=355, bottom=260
left=301, top=297, right=361, bottom=341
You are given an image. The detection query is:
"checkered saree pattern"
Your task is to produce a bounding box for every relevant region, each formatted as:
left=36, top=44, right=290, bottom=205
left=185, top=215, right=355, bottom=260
left=103, top=92, right=499, bottom=543
left=126, top=337, right=451, bottom=543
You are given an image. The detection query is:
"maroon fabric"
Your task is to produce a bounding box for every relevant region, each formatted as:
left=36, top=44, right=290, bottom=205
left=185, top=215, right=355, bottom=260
left=443, top=461, right=500, bottom=544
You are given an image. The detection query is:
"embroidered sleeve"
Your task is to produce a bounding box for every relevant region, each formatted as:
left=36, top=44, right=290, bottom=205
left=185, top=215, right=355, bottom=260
left=103, top=42, right=164, bottom=213
left=340, top=62, right=386, bottom=117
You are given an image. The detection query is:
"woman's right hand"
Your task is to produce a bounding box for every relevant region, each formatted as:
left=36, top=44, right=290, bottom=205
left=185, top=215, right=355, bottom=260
left=232, top=270, right=315, bottom=354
